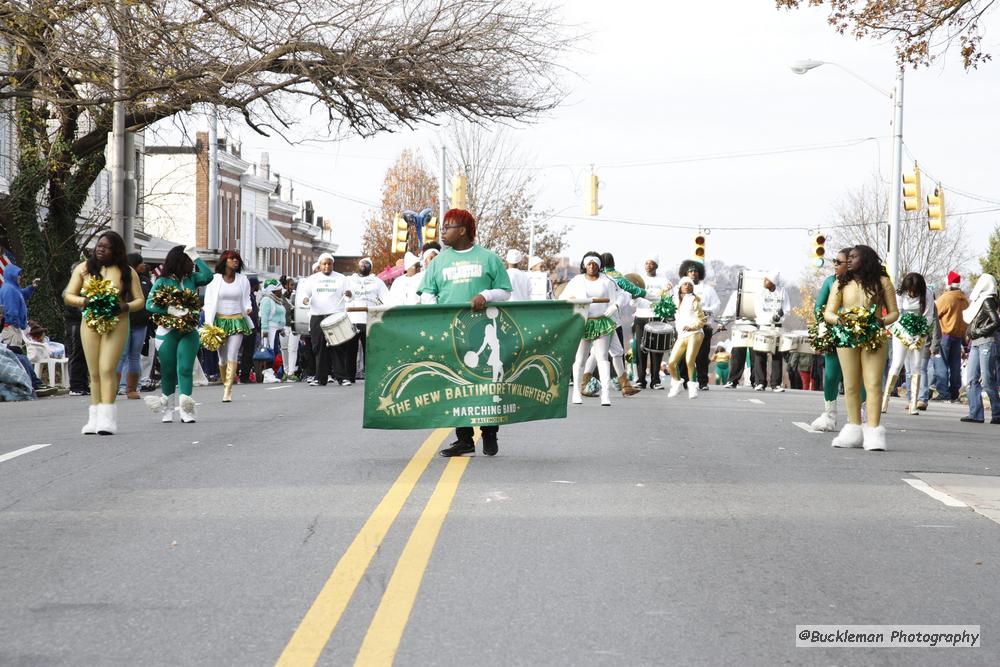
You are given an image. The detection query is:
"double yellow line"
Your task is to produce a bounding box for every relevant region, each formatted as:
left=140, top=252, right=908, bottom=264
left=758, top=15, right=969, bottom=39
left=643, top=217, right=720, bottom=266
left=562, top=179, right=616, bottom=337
left=276, top=428, right=472, bottom=667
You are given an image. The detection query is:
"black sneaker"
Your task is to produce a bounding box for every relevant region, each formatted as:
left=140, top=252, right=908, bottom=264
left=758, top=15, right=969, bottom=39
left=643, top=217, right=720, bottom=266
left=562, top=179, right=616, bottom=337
left=960, top=416, right=984, bottom=423
left=698, top=384, right=709, bottom=391
left=482, top=434, right=498, bottom=457
left=440, top=441, right=475, bottom=457
left=991, top=417, right=1000, bottom=424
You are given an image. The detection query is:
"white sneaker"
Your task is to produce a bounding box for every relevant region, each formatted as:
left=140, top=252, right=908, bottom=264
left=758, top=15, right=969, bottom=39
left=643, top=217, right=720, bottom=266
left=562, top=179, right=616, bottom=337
left=81, top=405, right=99, bottom=435
left=572, top=390, right=582, bottom=405
left=772, top=386, right=785, bottom=393
left=340, top=379, right=353, bottom=386
left=667, top=378, right=683, bottom=398
left=687, top=383, right=698, bottom=399
left=754, top=384, right=765, bottom=392
left=831, top=423, right=864, bottom=448
left=862, top=424, right=887, bottom=451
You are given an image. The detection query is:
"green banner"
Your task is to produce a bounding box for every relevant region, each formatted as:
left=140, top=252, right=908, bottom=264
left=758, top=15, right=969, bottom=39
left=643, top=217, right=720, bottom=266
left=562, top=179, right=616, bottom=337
left=363, top=301, right=587, bottom=429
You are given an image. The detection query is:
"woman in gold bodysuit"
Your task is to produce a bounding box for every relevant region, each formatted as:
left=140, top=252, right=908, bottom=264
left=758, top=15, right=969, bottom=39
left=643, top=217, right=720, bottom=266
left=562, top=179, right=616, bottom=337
left=824, top=244, right=899, bottom=451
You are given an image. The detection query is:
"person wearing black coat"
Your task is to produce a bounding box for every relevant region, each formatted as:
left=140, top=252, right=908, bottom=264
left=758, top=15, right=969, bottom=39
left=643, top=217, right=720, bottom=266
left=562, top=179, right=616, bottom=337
left=961, top=274, right=1000, bottom=424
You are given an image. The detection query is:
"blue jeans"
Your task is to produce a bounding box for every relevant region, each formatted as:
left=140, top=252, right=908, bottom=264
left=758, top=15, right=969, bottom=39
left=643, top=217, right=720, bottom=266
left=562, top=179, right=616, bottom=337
left=939, top=335, right=964, bottom=400
left=918, top=353, right=931, bottom=402
left=116, top=326, right=146, bottom=377
left=967, top=341, right=1000, bottom=421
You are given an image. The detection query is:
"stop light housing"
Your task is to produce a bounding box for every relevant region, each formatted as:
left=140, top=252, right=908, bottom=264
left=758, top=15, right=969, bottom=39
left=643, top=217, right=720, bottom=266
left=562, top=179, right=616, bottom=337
left=424, top=215, right=438, bottom=242
left=902, top=163, right=921, bottom=212
left=588, top=172, right=599, bottom=216
left=927, top=186, right=945, bottom=231
left=391, top=214, right=408, bottom=253
left=693, top=234, right=706, bottom=261
left=812, top=233, right=826, bottom=267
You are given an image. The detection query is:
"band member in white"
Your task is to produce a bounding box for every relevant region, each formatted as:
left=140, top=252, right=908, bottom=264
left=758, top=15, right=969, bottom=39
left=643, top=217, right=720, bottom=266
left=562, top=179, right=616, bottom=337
left=346, top=257, right=388, bottom=381
left=386, top=252, right=422, bottom=306
left=505, top=249, right=532, bottom=301
left=563, top=252, right=620, bottom=407
left=527, top=255, right=554, bottom=301
left=300, top=253, right=352, bottom=386
left=633, top=255, right=671, bottom=389
left=751, top=271, right=790, bottom=392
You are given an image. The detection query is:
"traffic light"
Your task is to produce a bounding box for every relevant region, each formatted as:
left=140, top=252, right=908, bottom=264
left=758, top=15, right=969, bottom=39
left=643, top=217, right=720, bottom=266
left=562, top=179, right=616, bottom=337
left=693, top=233, right=706, bottom=261
left=902, top=162, right=921, bottom=212
left=391, top=214, right=408, bottom=253
left=588, top=171, right=599, bottom=216
left=812, top=233, right=826, bottom=267
left=451, top=173, right=468, bottom=211
left=424, top=215, right=438, bottom=242
left=927, top=185, right=945, bottom=231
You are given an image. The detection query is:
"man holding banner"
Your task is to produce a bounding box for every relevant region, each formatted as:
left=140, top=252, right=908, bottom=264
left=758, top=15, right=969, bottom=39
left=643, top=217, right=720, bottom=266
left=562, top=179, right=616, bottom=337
left=416, top=209, right=512, bottom=457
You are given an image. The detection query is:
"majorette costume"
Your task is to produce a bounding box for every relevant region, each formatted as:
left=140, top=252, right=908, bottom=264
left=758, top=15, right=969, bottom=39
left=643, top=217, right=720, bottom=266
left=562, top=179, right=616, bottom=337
left=563, top=255, right=620, bottom=406
left=666, top=277, right=706, bottom=399
left=143, top=249, right=214, bottom=423
left=203, top=266, right=253, bottom=402
left=881, top=284, right=934, bottom=415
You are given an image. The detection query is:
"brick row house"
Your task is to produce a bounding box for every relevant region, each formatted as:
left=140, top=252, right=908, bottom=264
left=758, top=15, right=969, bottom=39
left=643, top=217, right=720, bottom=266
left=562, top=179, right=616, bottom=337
left=144, top=132, right=337, bottom=277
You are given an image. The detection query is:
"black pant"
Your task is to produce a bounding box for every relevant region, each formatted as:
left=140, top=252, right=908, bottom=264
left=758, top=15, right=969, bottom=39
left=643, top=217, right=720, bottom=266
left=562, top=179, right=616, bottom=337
left=239, top=331, right=256, bottom=382
left=633, top=317, right=664, bottom=387
left=344, top=323, right=367, bottom=381
left=64, top=320, right=89, bottom=392
left=695, top=324, right=712, bottom=387
left=310, top=315, right=350, bottom=383
left=727, top=347, right=748, bottom=385
left=456, top=425, right=498, bottom=444
left=751, top=351, right=783, bottom=388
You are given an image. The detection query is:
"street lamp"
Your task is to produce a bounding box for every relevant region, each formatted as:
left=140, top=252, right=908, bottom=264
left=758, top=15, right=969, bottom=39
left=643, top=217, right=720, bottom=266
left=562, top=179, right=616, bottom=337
left=791, top=59, right=905, bottom=284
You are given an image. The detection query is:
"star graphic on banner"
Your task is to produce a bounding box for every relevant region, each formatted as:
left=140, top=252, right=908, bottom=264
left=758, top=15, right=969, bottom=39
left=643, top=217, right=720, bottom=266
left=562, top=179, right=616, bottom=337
left=442, top=332, right=449, bottom=339
left=420, top=331, right=426, bottom=337
left=377, top=395, right=394, bottom=412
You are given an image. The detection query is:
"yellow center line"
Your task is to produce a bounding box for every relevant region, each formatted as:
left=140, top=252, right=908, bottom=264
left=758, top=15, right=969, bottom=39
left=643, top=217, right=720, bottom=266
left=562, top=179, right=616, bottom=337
left=354, top=455, right=472, bottom=667
left=275, top=428, right=452, bottom=667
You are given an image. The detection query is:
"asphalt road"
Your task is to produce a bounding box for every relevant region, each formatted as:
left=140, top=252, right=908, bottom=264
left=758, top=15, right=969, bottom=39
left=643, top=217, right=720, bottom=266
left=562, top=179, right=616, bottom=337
left=2, top=381, right=999, bottom=666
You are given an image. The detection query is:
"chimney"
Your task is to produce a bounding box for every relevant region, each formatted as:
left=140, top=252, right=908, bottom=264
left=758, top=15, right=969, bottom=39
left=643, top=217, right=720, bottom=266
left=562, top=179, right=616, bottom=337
left=304, top=200, right=314, bottom=224
left=274, top=172, right=281, bottom=198
left=261, top=152, right=270, bottom=180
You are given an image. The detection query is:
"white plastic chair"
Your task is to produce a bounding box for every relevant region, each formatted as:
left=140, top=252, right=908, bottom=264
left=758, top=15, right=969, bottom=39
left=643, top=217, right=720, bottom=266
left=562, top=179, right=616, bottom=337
left=34, top=358, right=69, bottom=388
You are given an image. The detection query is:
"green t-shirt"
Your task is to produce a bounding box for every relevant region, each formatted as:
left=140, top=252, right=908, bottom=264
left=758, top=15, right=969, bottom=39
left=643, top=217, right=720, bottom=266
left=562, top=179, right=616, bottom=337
left=417, top=245, right=512, bottom=305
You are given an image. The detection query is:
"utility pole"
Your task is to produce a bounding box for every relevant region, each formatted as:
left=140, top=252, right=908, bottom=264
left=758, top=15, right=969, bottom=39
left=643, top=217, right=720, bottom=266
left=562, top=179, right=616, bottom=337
left=439, top=145, right=447, bottom=222
left=109, top=0, right=127, bottom=248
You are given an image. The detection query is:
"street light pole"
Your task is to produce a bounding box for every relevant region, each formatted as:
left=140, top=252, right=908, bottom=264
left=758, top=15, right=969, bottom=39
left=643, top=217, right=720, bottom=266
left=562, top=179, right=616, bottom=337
left=790, top=59, right=904, bottom=283
left=886, top=66, right=905, bottom=285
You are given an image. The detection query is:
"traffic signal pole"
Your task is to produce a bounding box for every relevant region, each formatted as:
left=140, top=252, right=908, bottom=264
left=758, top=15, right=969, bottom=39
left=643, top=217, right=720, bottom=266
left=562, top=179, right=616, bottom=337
left=887, top=66, right=905, bottom=285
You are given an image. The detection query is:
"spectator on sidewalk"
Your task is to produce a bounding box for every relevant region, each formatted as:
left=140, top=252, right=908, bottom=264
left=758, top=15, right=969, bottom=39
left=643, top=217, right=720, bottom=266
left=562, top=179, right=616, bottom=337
left=934, top=271, right=970, bottom=402
left=116, top=252, right=152, bottom=399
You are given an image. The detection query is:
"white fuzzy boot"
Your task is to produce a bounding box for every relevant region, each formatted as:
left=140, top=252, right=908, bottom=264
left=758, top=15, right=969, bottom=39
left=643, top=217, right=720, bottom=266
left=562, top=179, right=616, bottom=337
left=96, top=403, right=117, bottom=435
left=146, top=393, right=176, bottom=422
left=831, top=423, right=863, bottom=448
left=667, top=377, right=683, bottom=398
left=810, top=401, right=837, bottom=432
left=81, top=405, right=99, bottom=435
left=687, top=382, right=698, bottom=399
left=178, top=395, right=197, bottom=423
left=863, top=424, right=887, bottom=451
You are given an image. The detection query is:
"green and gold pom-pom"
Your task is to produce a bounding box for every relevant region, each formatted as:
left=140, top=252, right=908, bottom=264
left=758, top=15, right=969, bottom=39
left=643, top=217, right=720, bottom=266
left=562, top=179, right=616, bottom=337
left=899, top=312, right=930, bottom=338
left=654, top=294, right=677, bottom=320
left=808, top=314, right=835, bottom=354
left=81, top=276, right=121, bottom=335
left=151, top=286, right=201, bottom=333
left=831, top=305, right=887, bottom=351
left=199, top=325, right=226, bottom=352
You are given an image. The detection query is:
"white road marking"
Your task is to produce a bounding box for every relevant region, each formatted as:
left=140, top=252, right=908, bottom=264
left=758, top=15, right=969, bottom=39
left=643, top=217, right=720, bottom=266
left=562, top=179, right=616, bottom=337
left=792, top=421, right=822, bottom=433
left=902, top=479, right=968, bottom=508
left=0, top=444, right=52, bottom=464
left=748, top=398, right=765, bottom=405
left=551, top=480, right=576, bottom=484
left=265, top=385, right=293, bottom=391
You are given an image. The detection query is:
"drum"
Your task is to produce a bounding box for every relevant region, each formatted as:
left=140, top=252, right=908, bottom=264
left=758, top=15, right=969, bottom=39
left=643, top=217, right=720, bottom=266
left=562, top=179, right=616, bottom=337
left=730, top=325, right=756, bottom=348
left=797, top=338, right=816, bottom=354
left=779, top=333, right=800, bottom=352
left=752, top=329, right=779, bottom=353
left=641, top=321, right=675, bottom=353
left=320, top=313, right=357, bottom=346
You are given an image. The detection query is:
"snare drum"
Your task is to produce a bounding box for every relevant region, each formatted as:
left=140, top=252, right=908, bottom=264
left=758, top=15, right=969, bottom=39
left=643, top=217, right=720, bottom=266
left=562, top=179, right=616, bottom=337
left=797, top=338, right=816, bottom=354
left=641, top=321, right=675, bottom=354
left=752, top=329, right=779, bottom=353
left=779, top=333, right=800, bottom=353
left=320, top=313, right=357, bottom=346
left=730, top=325, right=756, bottom=348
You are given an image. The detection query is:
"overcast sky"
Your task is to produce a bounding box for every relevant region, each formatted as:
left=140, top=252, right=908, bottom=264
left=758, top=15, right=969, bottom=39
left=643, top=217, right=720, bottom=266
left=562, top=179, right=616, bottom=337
left=215, top=1, right=1000, bottom=286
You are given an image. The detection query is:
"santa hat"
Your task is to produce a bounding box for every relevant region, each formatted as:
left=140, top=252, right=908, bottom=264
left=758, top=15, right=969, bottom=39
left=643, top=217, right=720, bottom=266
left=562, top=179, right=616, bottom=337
left=947, top=270, right=961, bottom=285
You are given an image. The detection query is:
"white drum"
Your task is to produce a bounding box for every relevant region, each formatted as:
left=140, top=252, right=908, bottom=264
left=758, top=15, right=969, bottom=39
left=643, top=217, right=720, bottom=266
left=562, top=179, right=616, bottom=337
left=779, top=333, right=800, bottom=353
left=641, top=321, right=675, bottom=354
left=730, top=326, right=756, bottom=348
left=752, top=329, right=779, bottom=353
left=797, top=338, right=816, bottom=354
left=320, top=313, right=357, bottom=346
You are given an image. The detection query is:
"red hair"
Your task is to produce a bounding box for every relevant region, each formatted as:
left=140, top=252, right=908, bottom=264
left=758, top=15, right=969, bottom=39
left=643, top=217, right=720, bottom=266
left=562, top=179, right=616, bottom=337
left=216, top=249, right=245, bottom=273
left=444, top=208, right=476, bottom=240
